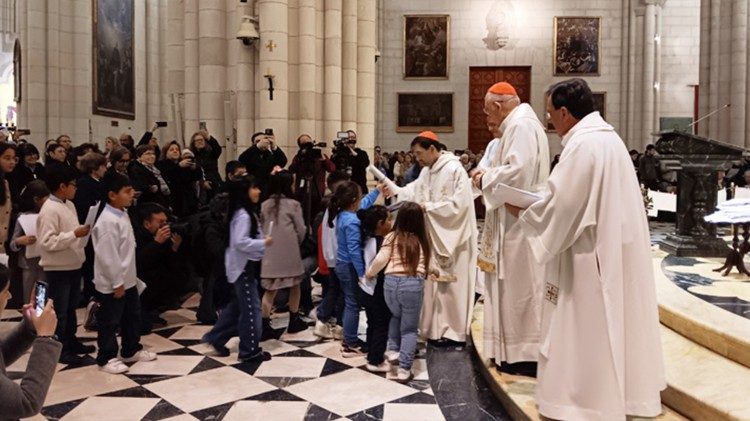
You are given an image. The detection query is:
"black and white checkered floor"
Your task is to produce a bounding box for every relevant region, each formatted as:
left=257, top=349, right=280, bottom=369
left=1, top=294, right=449, bottom=421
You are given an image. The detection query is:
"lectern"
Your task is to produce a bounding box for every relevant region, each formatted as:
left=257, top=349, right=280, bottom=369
left=655, top=130, right=746, bottom=257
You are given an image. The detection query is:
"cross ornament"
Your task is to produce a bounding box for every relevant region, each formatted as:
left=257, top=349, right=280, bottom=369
left=265, top=40, right=277, bottom=52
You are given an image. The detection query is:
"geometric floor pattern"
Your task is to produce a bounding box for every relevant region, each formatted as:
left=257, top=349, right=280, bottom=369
left=1, top=294, right=444, bottom=421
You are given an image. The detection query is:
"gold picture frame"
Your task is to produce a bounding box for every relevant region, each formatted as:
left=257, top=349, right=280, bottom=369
left=403, top=15, right=450, bottom=79
left=553, top=16, right=601, bottom=76
left=397, top=92, right=454, bottom=133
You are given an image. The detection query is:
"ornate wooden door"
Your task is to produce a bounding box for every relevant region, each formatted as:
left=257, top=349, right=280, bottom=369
left=468, top=66, right=531, bottom=152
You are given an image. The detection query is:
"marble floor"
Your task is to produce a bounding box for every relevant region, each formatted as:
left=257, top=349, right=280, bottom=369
left=1, top=292, right=507, bottom=421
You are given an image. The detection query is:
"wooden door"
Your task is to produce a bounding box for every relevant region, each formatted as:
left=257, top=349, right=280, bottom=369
left=468, top=66, right=531, bottom=152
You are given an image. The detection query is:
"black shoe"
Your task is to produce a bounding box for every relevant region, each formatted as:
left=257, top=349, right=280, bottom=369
left=239, top=350, right=272, bottom=363
left=151, top=316, right=168, bottom=327
left=286, top=312, right=308, bottom=334
left=499, top=361, right=538, bottom=378
left=59, top=352, right=84, bottom=365
left=207, top=342, right=230, bottom=357
left=71, top=341, right=96, bottom=355
left=261, top=318, right=275, bottom=341
left=341, top=339, right=368, bottom=358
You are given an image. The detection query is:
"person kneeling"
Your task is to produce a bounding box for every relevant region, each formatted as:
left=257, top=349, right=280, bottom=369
left=93, top=173, right=156, bottom=374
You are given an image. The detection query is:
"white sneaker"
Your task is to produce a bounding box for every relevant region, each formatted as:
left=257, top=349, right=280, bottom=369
left=366, top=361, right=391, bottom=373
left=99, top=358, right=129, bottom=374
left=313, top=320, right=333, bottom=339
left=396, top=367, right=413, bottom=383
left=330, top=325, right=343, bottom=340
left=385, top=350, right=399, bottom=364
left=121, top=350, right=157, bottom=363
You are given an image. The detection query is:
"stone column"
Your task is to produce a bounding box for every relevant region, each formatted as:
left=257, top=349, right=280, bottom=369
left=166, top=0, right=185, bottom=142
left=298, top=0, right=316, bottom=137
left=356, top=0, right=376, bottom=156
left=653, top=6, right=662, bottom=134
left=235, top=1, right=257, bottom=154
left=323, top=0, right=342, bottom=140
left=698, top=0, right=710, bottom=137
left=258, top=0, right=289, bottom=148
left=198, top=0, right=227, bottom=159
left=341, top=0, right=357, bottom=130
left=641, top=2, right=656, bottom=149
left=146, top=0, right=162, bottom=125
left=183, top=0, right=200, bottom=134
left=731, top=0, right=748, bottom=147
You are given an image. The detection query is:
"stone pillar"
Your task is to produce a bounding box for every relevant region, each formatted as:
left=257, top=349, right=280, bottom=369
left=146, top=0, right=162, bottom=126
left=166, top=0, right=185, bottom=142
left=653, top=6, right=662, bottom=135
left=731, top=0, right=748, bottom=147
left=698, top=0, right=710, bottom=137
left=323, top=0, right=342, bottom=140
left=314, top=0, right=325, bottom=139
left=19, top=0, right=49, bottom=144
left=258, top=0, right=289, bottom=149
left=356, top=0, right=376, bottom=156
left=298, top=0, right=316, bottom=137
left=235, top=1, right=256, bottom=153
left=341, top=0, right=357, bottom=130
left=641, top=3, right=656, bottom=149
left=198, top=0, right=227, bottom=159
left=184, top=0, right=200, bottom=134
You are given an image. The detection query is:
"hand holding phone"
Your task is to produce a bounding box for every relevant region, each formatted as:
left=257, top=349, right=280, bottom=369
left=34, top=281, right=47, bottom=317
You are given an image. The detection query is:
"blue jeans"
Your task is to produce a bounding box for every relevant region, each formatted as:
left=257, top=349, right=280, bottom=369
left=316, top=270, right=343, bottom=325
left=334, top=263, right=361, bottom=346
left=384, top=275, right=424, bottom=370
left=203, top=262, right=263, bottom=359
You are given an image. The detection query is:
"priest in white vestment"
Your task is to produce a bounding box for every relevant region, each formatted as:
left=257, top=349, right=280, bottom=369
left=509, top=79, right=665, bottom=420
left=472, top=82, right=549, bottom=367
left=388, top=131, right=478, bottom=343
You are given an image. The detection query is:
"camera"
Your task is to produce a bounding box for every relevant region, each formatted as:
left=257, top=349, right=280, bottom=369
left=299, top=140, right=327, bottom=161
left=168, top=222, right=190, bottom=237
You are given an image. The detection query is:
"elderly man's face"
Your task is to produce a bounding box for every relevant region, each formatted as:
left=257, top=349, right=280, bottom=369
left=484, top=94, right=517, bottom=133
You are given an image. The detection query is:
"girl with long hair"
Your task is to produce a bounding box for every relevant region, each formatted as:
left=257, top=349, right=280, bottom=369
left=201, top=175, right=273, bottom=363
left=10, top=180, right=50, bottom=301
left=259, top=171, right=308, bottom=338
left=0, top=142, right=17, bottom=252
left=365, top=201, right=432, bottom=383
left=328, top=180, right=382, bottom=357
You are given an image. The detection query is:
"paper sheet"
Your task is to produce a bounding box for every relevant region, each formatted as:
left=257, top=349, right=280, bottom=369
left=16, top=214, right=40, bottom=259
left=360, top=237, right=377, bottom=296
left=83, top=202, right=100, bottom=245
left=648, top=190, right=677, bottom=213
left=488, top=183, right=544, bottom=208
left=367, top=165, right=403, bottom=196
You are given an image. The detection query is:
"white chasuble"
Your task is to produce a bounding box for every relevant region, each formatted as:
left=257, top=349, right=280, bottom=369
left=518, top=112, right=665, bottom=420
left=397, top=152, right=478, bottom=342
left=479, top=103, right=550, bottom=363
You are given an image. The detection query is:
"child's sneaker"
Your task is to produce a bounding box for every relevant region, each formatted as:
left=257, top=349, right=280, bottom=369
left=385, top=350, right=399, bottom=364
left=366, top=361, right=391, bottom=373
left=396, top=367, right=413, bottom=383
left=330, top=324, right=344, bottom=340
left=121, top=350, right=157, bottom=363
left=341, top=340, right=367, bottom=358
left=100, top=358, right=129, bottom=374
left=313, top=320, right=333, bottom=339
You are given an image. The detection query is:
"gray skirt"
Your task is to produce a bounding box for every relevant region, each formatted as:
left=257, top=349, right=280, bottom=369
left=261, top=275, right=303, bottom=291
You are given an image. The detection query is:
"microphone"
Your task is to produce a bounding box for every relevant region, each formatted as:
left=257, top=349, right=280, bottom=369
left=687, top=103, right=731, bottom=129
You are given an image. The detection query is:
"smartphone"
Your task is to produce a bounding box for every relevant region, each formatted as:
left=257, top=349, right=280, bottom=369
left=35, top=281, right=48, bottom=317
left=156, top=121, right=168, bottom=127
left=265, top=128, right=274, bottom=136
left=199, top=121, right=207, bottom=130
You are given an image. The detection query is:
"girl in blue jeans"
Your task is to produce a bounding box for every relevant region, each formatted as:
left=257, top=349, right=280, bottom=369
left=366, top=202, right=431, bottom=382
left=202, top=175, right=273, bottom=363
left=328, top=181, right=382, bottom=357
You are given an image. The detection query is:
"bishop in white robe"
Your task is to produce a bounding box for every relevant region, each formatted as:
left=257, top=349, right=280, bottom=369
left=473, top=82, right=550, bottom=365
left=391, top=132, right=478, bottom=343
left=512, top=79, right=665, bottom=420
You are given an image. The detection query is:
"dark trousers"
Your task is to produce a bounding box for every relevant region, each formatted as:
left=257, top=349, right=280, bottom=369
left=203, top=262, right=263, bottom=360
left=315, top=270, right=343, bottom=326
left=360, top=276, right=391, bottom=365
left=46, top=269, right=82, bottom=352
left=96, top=286, right=143, bottom=365
left=81, top=245, right=96, bottom=306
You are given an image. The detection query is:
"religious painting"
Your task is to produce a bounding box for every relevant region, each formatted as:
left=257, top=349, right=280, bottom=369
left=553, top=17, right=600, bottom=76
left=92, top=0, right=135, bottom=119
left=397, top=93, right=454, bottom=133
left=403, top=15, right=450, bottom=79
left=547, top=91, right=606, bottom=131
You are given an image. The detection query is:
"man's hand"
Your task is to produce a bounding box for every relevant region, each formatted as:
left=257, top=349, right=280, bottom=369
left=203, top=180, right=213, bottom=190
left=113, top=285, right=125, bottom=299
left=200, top=129, right=210, bottom=141
left=179, top=159, right=191, bottom=168
left=150, top=185, right=159, bottom=193
left=154, top=225, right=171, bottom=244
left=382, top=185, right=394, bottom=198
left=171, top=233, right=183, bottom=252
left=271, top=165, right=283, bottom=175
left=151, top=122, right=160, bottom=132
left=16, top=235, right=37, bottom=246
left=471, top=170, right=485, bottom=188
left=505, top=204, right=525, bottom=218
left=264, top=236, right=273, bottom=247
left=268, top=136, right=277, bottom=150
left=74, top=225, right=91, bottom=238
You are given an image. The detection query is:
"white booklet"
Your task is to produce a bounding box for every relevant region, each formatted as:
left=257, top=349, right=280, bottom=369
left=83, top=202, right=100, bottom=245
left=16, top=214, right=40, bottom=259
left=489, top=183, right=544, bottom=208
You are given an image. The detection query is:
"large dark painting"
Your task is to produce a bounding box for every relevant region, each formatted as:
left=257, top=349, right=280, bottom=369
left=93, top=0, right=135, bottom=119
left=553, top=17, right=600, bottom=76
left=403, top=15, right=449, bottom=79
left=397, top=93, right=454, bottom=133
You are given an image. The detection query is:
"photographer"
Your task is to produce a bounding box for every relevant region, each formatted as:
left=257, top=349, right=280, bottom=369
left=238, top=131, right=288, bottom=195
left=331, top=130, right=369, bottom=193
left=288, top=134, right=336, bottom=225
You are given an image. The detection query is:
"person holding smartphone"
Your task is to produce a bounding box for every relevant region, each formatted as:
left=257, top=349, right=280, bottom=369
left=238, top=130, right=288, bottom=198
left=0, top=263, right=62, bottom=420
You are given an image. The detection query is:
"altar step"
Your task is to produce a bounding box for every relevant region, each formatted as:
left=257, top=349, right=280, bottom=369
left=470, top=303, right=750, bottom=421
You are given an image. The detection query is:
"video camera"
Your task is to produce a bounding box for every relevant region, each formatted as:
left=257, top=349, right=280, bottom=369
left=299, top=140, right=327, bottom=160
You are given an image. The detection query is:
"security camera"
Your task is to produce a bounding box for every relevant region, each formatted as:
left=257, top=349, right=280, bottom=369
left=237, top=15, right=260, bottom=46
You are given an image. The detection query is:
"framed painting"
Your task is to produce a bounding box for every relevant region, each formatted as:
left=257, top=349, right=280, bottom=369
left=397, top=92, right=454, bottom=133
left=403, top=15, right=450, bottom=79
left=93, top=0, right=135, bottom=119
left=553, top=16, right=600, bottom=76
left=547, top=91, right=606, bottom=131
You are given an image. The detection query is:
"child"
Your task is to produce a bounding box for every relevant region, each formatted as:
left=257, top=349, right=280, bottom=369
left=38, top=164, right=93, bottom=364
left=358, top=205, right=393, bottom=373
left=93, top=173, right=157, bottom=374
left=10, top=180, right=49, bottom=302
left=260, top=171, right=308, bottom=338
left=202, top=175, right=273, bottom=363
left=366, top=201, right=431, bottom=382
left=328, top=180, right=382, bottom=357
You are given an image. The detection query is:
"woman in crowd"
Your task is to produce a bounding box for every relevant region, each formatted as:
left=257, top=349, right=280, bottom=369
left=158, top=141, right=201, bottom=217
left=128, top=145, right=171, bottom=209
left=106, top=147, right=132, bottom=177
left=189, top=130, right=222, bottom=202
left=44, top=143, right=67, bottom=173
left=260, top=171, right=308, bottom=339
left=0, top=143, right=17, bottom=252
left=103, top=136, right=120, bottom=159
left=9, top=143, right=45, bottom=203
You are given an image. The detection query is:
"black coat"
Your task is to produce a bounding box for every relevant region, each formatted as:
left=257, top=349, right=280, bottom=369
left=332, top=148, right=370, bottom=193
left=193, top=136, right=223, bottom=189
left=73, top=175, right=106, bottom=224
left=157, top=159, right=202, bottom=217
left=238, top=145, right=288, bottom=192
left=128, top=161, right=170, bottom=208
left=8, top=163, right=45, bottom=205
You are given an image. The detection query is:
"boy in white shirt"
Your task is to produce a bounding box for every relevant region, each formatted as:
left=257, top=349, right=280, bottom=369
left=93, top=173, right=156, bottom=374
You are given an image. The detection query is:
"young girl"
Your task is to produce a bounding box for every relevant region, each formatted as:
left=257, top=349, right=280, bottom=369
left=329, top=181, right=382, bottom=357
left=260, top=171, right=308, bottom=338
left=359, top=205, right=393, bottom=373
left=366, top=201, right=431, bottom=382
left=9, top=180, right=50, bottom=302
left=202, top=175, right=272, bottom=363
